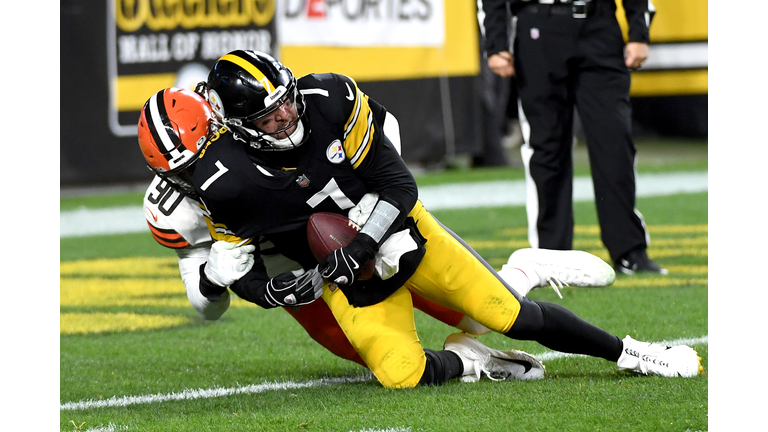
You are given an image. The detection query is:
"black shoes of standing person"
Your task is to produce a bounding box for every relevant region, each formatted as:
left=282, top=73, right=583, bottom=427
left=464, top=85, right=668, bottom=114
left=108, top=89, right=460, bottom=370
left=615, top=248, right=668, bottom=275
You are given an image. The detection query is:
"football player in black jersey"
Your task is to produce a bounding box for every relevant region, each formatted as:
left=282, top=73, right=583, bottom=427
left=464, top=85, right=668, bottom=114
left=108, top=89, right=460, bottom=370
left=137, top=86, right=552, bottom=376
left=152, top=51, right=703, bottom=388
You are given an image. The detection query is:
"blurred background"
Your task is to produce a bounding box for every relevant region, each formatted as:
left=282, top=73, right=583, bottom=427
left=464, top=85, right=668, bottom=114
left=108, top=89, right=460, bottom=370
left=60, top=0, right=707, bottom=188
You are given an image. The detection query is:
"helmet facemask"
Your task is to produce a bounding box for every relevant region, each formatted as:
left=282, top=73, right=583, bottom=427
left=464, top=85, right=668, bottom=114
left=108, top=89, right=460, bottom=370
left=216, top=84, right=308, bottom=152
left=138, top=87, right=214, bottom=199
left=206, top=50, right=310, bottom=152
left=163, top=168, right=198, bottom=198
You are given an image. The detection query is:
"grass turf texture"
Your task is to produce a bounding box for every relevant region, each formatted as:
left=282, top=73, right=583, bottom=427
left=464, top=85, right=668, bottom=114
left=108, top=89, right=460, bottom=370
left=60, top=139, right=707, bottom=431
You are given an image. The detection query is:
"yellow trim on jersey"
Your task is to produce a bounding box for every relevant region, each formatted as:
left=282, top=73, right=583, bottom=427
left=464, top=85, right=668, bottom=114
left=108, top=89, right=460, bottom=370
left=220, top=53, right=275, bottom=93
left=198, top=202, right=251, bottom=245
left=342, top=79, right=375, bottom=169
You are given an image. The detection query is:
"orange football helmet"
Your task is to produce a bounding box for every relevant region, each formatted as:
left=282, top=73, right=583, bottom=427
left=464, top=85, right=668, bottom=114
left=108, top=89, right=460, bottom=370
left=137, top=87, right=213, bottom=195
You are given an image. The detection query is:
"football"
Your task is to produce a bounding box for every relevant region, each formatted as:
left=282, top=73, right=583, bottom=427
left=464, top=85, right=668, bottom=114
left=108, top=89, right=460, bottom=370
left=307, top=212, right=375, bottom=280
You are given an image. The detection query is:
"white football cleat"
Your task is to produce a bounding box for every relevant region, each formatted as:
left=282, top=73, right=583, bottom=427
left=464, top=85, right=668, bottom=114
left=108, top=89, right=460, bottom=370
left=503, top=248, right=616, bottom=297
left=617, top=335, right=703, bottom=378
left=444, top=332, right=545, bottom=382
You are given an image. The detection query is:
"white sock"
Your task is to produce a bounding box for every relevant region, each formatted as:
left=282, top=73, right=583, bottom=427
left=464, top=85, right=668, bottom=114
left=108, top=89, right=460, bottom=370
left=447, top=349, right=478, bottom=377
left=455, top=316, right=491, bottom=335
left=498, top=263, right=540, bottom=296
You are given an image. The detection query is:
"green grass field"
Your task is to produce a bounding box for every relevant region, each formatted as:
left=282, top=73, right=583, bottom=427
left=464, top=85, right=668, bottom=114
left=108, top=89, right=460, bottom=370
left=60, top=139, right=708, bottom=432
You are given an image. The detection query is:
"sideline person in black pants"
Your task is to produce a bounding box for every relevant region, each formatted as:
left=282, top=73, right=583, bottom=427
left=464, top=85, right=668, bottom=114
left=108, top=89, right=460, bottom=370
left=481, top=0, right=666, bottom=275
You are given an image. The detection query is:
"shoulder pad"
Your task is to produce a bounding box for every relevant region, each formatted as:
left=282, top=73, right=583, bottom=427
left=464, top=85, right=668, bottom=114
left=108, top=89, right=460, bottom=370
left=144, top=176, right=211, bottom=249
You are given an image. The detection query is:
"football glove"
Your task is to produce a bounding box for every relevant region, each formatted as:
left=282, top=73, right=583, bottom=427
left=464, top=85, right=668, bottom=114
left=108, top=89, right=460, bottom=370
left=319, top=234, right=377, bottom=285
left=203, top=241, right=256, bottom=287
left=265, top=268, right=324, bottom=307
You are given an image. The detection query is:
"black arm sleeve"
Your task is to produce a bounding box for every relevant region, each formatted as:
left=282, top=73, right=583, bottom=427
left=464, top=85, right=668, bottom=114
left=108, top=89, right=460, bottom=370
left=622, top=0, right=655, bottom=43
left=354, top=128, right=418, bottom=245
left=481, top=0, right=512, bottom=56
left=227, top=255, right=276, bottom=309
left=367, top=95, right=388, bottom=127
left=335, top=75, right=418, bottom=245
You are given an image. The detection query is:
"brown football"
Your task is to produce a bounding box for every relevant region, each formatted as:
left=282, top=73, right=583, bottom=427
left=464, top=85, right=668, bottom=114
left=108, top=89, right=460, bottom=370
left=307, top=212, right=375, bottom=280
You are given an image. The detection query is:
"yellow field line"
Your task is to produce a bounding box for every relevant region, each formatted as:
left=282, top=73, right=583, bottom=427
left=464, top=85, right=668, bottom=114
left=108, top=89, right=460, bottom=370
left=60, top=223, right=709, bottom=334
left=61, top=312, right=189, bottom=335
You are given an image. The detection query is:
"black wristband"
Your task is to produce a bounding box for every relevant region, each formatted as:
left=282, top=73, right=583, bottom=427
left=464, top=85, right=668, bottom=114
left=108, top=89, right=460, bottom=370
left=353, top=232, right=379, bottom=260
left=198, top=263, right=227, bottom=301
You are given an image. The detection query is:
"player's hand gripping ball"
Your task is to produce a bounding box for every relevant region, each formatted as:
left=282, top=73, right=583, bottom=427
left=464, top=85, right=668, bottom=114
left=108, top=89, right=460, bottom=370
left=307, top=212, right=375, bottom=282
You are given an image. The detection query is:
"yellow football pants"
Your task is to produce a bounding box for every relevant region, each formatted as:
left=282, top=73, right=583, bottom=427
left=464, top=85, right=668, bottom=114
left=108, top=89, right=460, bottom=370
left=322, top=201, right=522, bottom=388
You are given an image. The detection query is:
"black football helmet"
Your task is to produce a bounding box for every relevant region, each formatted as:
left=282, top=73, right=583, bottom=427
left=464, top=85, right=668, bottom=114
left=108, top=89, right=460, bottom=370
left=206, top=50, right=308, bottom=151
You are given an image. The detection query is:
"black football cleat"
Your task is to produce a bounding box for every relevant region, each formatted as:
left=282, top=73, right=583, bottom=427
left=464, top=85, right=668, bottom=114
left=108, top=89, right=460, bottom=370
left=615, top=248, right=668, bottom=275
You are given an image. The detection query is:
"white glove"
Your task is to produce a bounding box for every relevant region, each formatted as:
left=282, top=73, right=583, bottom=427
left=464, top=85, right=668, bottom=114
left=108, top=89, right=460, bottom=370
left=204, top=241, right=256, bottom=287
left=348, top=192, right=379, bottom=226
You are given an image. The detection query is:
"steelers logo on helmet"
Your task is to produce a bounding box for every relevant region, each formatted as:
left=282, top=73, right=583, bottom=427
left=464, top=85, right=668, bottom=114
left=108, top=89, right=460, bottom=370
left=207, top=88, right=225, bottom=121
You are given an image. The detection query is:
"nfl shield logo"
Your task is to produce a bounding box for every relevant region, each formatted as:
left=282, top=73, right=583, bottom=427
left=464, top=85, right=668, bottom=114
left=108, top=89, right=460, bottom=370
left=296, top=174, right=310, bottom=188
left=326, top=139, right=345, bottom=164
left=531, top=27, right=540, bottom=40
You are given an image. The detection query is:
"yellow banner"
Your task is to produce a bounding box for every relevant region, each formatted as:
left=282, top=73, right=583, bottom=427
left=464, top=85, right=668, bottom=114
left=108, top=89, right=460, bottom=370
left=279, top=0, right=479, bottom=81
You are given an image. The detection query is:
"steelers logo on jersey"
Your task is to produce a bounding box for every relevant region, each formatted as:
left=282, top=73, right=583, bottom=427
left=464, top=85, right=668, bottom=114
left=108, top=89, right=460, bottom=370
left=326, top=139, right=345, bottom=164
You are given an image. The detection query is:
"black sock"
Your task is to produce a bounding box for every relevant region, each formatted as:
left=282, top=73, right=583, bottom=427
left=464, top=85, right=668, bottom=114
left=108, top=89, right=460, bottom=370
left=506, top=299, right=623, bottom=362
left=418, top=349, right=464, bottom=386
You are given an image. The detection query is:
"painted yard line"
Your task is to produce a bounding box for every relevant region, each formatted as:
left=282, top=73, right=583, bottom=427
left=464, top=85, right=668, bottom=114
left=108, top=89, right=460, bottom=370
left=60, top=374, right=373, bottom=411
left=60, top=335, right=707, bottom=411
left=350, top=428, right=414, bottom=432
left=60, top=171, right=707, bottom=238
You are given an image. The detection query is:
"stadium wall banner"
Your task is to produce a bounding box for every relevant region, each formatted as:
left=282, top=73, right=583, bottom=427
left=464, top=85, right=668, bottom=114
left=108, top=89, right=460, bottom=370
left=109, top=0, right=277, bottom=136
left=61, top=0, right=278, bottom=186
left=278, top=0, right=484, bottom=165
left=616, top=0, right=708, bottom=137
left=61, top=0, right=485, bottom=186
left=279, top=0, right=444, bottom=47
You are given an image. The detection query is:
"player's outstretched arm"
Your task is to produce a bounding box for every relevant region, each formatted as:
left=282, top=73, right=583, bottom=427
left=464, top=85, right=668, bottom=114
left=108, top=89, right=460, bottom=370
left=177, top=243, right=232, bottom=320
left=226, top=258, right=323, bottom=309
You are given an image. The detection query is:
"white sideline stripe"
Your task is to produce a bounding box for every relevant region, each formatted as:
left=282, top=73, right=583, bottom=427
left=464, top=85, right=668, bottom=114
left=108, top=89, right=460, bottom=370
left=60, top=374, right=373, bottom=411
left=60, top=336, right=707, bottom=412
left=59, top=171, right=707, bottom=238
left=418, top=171, right=708, bottom=211
left=60, top=206, right=147, bottom=237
